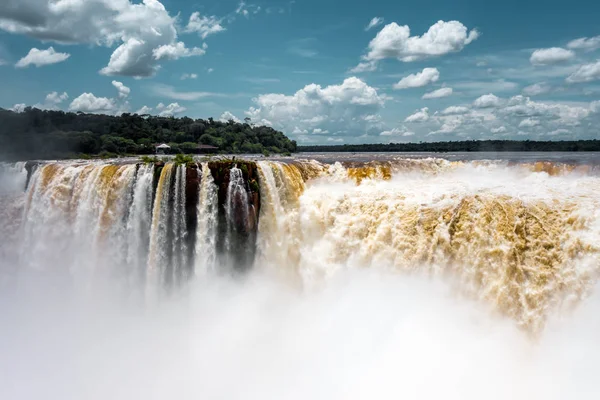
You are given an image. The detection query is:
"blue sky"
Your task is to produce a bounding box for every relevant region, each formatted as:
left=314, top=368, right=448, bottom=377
left=1, top=0, right=600, bottom=144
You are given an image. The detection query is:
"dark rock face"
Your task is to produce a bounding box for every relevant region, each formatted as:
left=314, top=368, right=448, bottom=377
left=24, top=161, right=39, bottom=191
left=207, top=160, right=260, bottom=272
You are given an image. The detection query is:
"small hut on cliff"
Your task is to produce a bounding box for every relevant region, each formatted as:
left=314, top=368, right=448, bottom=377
left=155, top=143, right=171, bottom=155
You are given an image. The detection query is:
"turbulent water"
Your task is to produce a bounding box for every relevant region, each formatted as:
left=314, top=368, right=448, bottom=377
left=1, top=155, right=600, bottom=399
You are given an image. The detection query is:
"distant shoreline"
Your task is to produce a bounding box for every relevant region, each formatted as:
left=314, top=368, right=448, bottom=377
left=298, top=139, right=600, bottom=153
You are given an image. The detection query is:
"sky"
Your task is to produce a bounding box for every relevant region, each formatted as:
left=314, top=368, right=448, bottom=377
left=1, top=0, right=600, bottom=144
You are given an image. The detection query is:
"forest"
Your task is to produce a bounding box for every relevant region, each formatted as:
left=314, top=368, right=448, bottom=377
left=0, top=107, right=297, bottom=161
left=299, top=140, right=600, bottom=153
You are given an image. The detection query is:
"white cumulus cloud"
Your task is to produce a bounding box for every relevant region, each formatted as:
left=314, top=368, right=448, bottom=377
left=442, top=106, right=470, bottom=115
left=422, top=87, right=453, bottom=99
left=352, top=20, right=479, bottom=71
left=567, top=36, right=600, bottom=51
left=220, top=111, right=241, bottom=123
left=152, top=42, right=207, bottom=60
left=530, top=48, right=575, bottom=65
left=135, top=105, right=153, bottom=115
left=112, top=81, right=130, bottom=99
left=9, top=103, right=27, bottom=113
left=15, top=47, right=69, bottom=68
left=393, top=68, right=440, bottom=89
left=404, top=107, right=430, bottom=123
left=245, top=77, right=387, bottom=141
left=0, top=0, right=206, bottom=78
left=566, top=61, right=600, bottom=83
left=69, top=93, right=116, bottom=114
left=156, top=102, right=186, bottom=117
left=473, top=93, right=502, bottom=108
left=518, top=118, right=540, bottom=128
left=185, top=12, right=225, bottom=39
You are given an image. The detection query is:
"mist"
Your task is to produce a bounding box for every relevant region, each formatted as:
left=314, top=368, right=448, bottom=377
left=1, top=268, right=599, bottom=400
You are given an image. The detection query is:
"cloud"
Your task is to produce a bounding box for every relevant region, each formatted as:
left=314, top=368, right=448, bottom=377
left=149, top=84, right=231, bottom=101
left=404, top=107, right=430, bottom=123
left=112, top=81, right=131, bottom=99
left=32, top=91, right=70, bottom=110
left=181, top=73, right=198, bottom=80
left=473, top=93, right=502, bottom=108
left=522, top=82, right=551, bottom=96
left=453, top=79, right=518, bottom=93
left=393, top=68, right=440, bottom=89
left=422, top=87, right=453, bottom=99
left=8, top=103, right=26, bottom=113
left=46, top=91, right=69, bottom=105
left=220, top=111, right=241, bottom=123
left=236, top=1, right=261, bottom=18
left=69, top=93, right=116, bottom=114
left=185, top=12, right=225, bottom=39
left=530, top=48, right=575, bottom=65
left=207, top=68, right=214, bottom=74
left=15, top=47, right=69, bottom=68
left=0, top=0, right=204, bottom=78
left=135, top=106, right=153, bottom=114
left=567, top=36, right=600, bottom=51
left=349, top=61, right=378, bottom=73
left=156, top=102, right=186, bottom=117
left=152, top=42, right=207, bottom=60
left=441, top=106, right=470, bottom=115
left=500, top=95, right=591, bottom=125
left=566, top=61, right=600, bottom=83
left=353, top=20, right=479, bottom=71
left=245, top=77, right=387, bottom=141
left=385, top=95, right=598, bottom=141
left=518, top=118, right=540, bottom=128
left=380, top=126, right=414, bottom=136
left=365, top=17, right=384, bottom=31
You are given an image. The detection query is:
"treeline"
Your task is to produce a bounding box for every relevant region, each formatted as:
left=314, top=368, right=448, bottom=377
left=0, top=107, right=297, bottom=161
left=299, top=140, right=600, bottom=153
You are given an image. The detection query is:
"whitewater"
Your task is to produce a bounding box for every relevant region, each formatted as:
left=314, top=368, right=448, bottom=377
left=1, top=155, right=599, bottom=399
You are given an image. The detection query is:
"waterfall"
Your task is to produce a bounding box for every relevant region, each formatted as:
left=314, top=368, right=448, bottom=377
left=256, top=161, right=304, bottom=276
left=0, top=162, right=28, bottom=194
left=148, top=163, right=175, bottom=290
left=172, top=164, right=188, bottom=284
left=4, top=157, right=600, bottom=331
left=195, top=162, right=219, bottom=274
left=126, top=164, right=154, bottom=286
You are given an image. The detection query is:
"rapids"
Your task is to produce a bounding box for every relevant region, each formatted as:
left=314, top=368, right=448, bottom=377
left=1, top=155, right=600, bottom=399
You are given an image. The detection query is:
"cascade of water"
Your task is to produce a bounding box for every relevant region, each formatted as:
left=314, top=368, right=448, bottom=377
left=255, top=161, right=305, bottom=275
left=148, top=163, right=175, bottom=291
left=172, top=164, right=188, bottom=284
left=19, top=163, right=139, bottom=286
left=195, top=162, right=219, bottom=274
left=126, top=164, right=154, bottom=286
left=0, top=162, right=28, bottom=195
left=9, top=157, right=600, bottom=332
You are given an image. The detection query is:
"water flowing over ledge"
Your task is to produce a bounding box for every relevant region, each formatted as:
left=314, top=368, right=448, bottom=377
left=2, top=156, right=600, bottom=334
